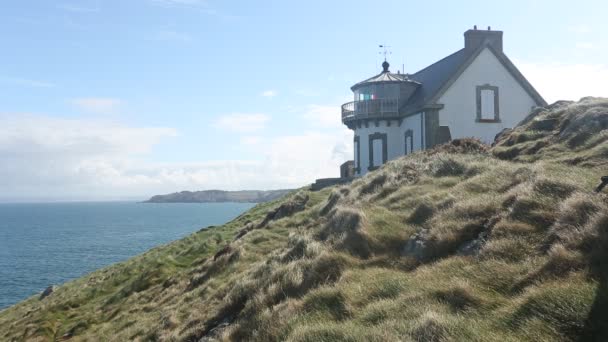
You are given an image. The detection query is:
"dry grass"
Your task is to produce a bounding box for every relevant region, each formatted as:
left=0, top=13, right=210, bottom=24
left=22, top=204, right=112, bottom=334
left=1, top=98, right=607, bottom=341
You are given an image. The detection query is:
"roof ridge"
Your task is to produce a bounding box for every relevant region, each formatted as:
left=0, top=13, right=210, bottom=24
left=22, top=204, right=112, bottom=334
left=412, top=48, right=467, bottom=76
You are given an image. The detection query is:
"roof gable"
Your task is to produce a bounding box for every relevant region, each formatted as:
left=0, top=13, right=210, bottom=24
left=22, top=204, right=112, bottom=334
left=402, top=42, right=546, bottom=113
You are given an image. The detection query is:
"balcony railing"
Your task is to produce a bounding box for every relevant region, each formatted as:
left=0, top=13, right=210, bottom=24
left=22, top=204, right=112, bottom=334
left=341, top=98, right=400, bottom=122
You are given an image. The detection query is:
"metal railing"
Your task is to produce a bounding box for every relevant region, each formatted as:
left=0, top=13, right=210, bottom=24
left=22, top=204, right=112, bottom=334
left=341, top=98, right=400, bottom=122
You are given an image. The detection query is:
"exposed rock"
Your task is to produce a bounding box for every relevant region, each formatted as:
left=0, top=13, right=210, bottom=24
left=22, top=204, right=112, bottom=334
left=402, top=229, right=430, bottom=261
left=457, top=231, right=489, bottom=256
left=39, top=286, right=55, bottom=300
left=596, top=176, right=608, bottom=193
left=61, top=330, right=74, bottom=340
left=493, top=128, right=512, bottom=145
left=457, top=216, right=500, bottom=256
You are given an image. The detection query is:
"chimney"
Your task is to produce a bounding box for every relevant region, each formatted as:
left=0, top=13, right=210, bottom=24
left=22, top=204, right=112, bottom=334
left=464, top=26, right=503, bottom=53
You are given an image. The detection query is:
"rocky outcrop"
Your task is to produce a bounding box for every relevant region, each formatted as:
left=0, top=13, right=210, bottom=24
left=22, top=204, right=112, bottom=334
left=401, top=229, right=430, bottom=261
left=39, top=286, right=55, bottom=300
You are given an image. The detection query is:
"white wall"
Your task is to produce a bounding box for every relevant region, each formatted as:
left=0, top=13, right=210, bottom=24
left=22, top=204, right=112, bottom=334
left=402, top=113, right=424, bottom=153
left=352, top=112, right=424, bottom=176
left=437, top=48, right=538, bottom=143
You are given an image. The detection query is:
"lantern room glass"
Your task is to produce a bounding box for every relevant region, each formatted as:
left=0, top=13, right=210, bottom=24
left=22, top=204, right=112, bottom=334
left=354, top=84, right=400, bottom=102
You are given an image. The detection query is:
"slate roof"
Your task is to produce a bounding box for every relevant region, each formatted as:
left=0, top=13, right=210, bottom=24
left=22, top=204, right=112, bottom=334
left=347, top=40, right=547, bottom=116
left=400, top=43, right=547, bottom=113
left=405, top=48, right=471, bottom=109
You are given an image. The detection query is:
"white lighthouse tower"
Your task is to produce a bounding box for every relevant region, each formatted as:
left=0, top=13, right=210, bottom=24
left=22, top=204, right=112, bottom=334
left=342, top=60, right=422, bottom=176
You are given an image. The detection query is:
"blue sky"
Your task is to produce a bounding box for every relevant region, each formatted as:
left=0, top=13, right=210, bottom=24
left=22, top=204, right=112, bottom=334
left=1, top=0, right=607, bottom=201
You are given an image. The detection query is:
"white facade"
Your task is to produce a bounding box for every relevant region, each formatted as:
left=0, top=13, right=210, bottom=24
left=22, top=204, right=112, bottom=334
left=353, top=112, right=424, bottom=176
left=341, top=28, right=545, bottom=179
left=437, top=48, right=538, bottom=143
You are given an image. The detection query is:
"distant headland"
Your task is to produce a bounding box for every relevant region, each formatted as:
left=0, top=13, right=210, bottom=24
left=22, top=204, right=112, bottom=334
left=143, top=189, right=293, bottom=204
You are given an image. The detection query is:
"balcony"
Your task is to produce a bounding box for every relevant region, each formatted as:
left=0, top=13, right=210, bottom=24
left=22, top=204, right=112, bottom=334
left=341, top=98, right=400, bottom=123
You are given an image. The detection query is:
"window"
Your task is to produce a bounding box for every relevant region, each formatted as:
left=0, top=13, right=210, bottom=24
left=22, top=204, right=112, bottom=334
left=480, top=89, right=495, bottom=119
left=476, top=85, right=500, bottom=122
left=355, top=84, right=400, bottom=103
left=368, top=133, right=387, bottom=171
left=354, top=136, right=360, bottom=173
left=404, top=129, right=414, bottom=155
left=372, top=140, right=383, bottom=166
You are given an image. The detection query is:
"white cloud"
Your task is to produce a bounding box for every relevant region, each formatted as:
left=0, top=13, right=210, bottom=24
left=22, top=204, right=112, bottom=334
left=0, top=114, right=353, bottom=200
left=568, top=24, right=592, bottom=34
left=516, top=60, right=608, bottom=103
left=213, top=113, right=270, bottom=133
left=0, top=115, right=176, bottom=156
left=263, top=131, right=352, bottom=183
left=301, top=104, right=343, bottom=129
left=70, top=98, right=122, bottom=114
left=261, top=90, right=278, bottom=97
left=0, top=114, right=178, bottom=199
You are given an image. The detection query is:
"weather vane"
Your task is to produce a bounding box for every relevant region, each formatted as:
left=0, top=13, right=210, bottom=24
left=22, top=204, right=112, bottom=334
left=379, top=44, right=392, bottom=61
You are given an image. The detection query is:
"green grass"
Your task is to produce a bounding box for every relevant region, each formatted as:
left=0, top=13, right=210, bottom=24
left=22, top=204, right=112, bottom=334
left=1, top=98, right=608, bottom=341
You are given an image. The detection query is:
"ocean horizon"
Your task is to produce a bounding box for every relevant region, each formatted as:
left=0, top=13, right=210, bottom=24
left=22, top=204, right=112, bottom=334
left=0, top=201, right=255, bottom=309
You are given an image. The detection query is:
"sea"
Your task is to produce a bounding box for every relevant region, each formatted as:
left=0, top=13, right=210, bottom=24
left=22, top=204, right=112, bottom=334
left=0, top=201, right=255, bottom=310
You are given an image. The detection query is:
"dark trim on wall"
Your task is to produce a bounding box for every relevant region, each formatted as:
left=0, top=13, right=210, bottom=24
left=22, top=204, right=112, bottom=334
left=437, top=126, right=452, bottom=145
left=420, top=113, right=424, bottom=147
left=476, top=84, right=501, bottom=123
left=368, top=132, right=387, bottom=171
left=424, top=109, right=440, bottom=148
left=354, top=136, right=360, bottom=174
left=404, top=129, right=414, bottom=155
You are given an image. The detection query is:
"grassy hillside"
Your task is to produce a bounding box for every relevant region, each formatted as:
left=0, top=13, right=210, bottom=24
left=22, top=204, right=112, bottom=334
left=1, top=97, right=607, bottom=341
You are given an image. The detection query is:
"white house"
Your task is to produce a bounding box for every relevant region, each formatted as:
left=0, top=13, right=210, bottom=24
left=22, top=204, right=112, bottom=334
left=341, top=27, right=546, bottom=177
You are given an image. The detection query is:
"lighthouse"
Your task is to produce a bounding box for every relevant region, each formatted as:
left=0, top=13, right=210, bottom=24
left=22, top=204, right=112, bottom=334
left=340, top=27, right=546, bottom=178
left=342, top=60, right=422, bottom=176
